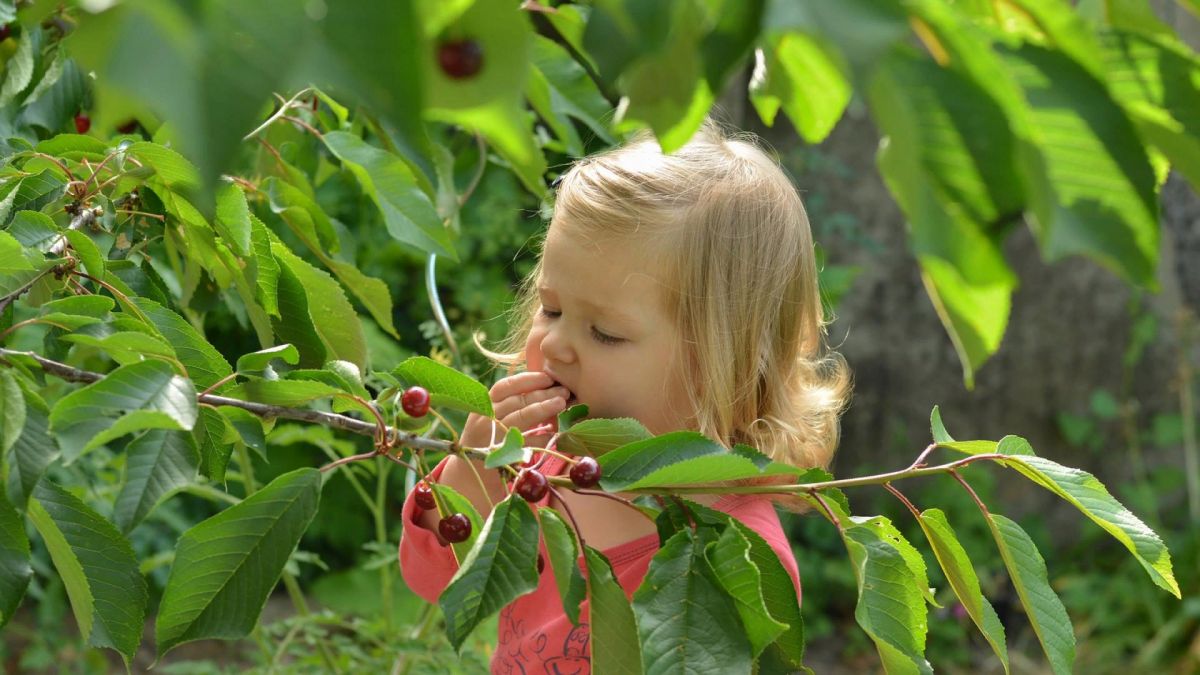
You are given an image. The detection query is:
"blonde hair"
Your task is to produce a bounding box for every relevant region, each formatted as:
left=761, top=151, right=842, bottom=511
left=480, top=117, right=852, bottom=503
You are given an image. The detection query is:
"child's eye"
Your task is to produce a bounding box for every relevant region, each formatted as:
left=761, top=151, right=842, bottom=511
left=591, top=327, right=624, bottom=345
left=538, top=307, right=561, bottom=319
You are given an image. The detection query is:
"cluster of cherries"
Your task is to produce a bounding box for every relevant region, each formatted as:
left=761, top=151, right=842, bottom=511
left=400, top=383, right=603, bottom=544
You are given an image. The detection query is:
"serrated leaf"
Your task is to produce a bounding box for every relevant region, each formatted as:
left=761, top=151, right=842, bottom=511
left=527, top=34, right=615, bottom=155
left=322, top=131, right=455, bottom=259
left=28, top=480, right=147, bottom=665
left=930, top=406, right=954, bottom=443
left=556, top=402, right=589, bottom=432
left=5, top=382, right=58, bottom=508
left=0, top=485, right=31, bottom=630
left=133, top=298, right=234, bottom=392
left=0, top=230, right=35, bottom=275
left=750, top=31, right=849, bottom=142
left=843, top=521, right=932, bottom=675
left=126, top=142, right=201, bottom=193
left=214, top=182, right=252, bottom=256
left=632, top=527, right=752, bottom=674
left=271, top=242, right=366, bottom=370
left=156, top=468, right=322, bottom=657
left=986, top=514, right=1074, bottom=675
left=193, top=407, right=233, bottom=484
left=598, top=431, right=800, bottom=492
left=556, top=417, right=650, bottom=458
left=235, top=344, right=299, bottom=373
left=917, top=509, right=1008, bottom=673
left=484, top=427, right=526, bottom=469
left=539, top=508, right=586, bottom=626
left=393, top=356, right=492, bottom=416
left=113, top=430, right=200, bottom=533
left=40, top=294, right=114, bottom=317
left=50, top=360, right=198, bottom=461
left=704, top=525, right=788, bottom=657
left=7, top=210, right=62, bottom=252
left=439, top=495, right=540, bottom=651
left=62, top=330, right=177, bottom=365
left=584, top=545, right=644, bottom=674
left=270, top=248, right=326, bottom=367
left=227, top=379, right=346, bottom=407
left=0, top=370, right=25, bottom=455
left=849, top=515, right=940, bottom=608
left=249, top=215, right=280, bottom=317
left=63, top=230, right=105, bottom=278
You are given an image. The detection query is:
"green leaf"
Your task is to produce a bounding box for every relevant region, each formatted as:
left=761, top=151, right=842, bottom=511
left=49, top=360, right=198, bottom=460
left=270, top=248, right=326, bottom=367
left=750, top=31, right=850, bottom=142
left=556, top=403, right=589, bottom=432
left=62, top=330, right=177, bottom=365
left=40, top=294, right=114, bottom=317
left=393, top=356, right=492, bottom=416
left=228, top=379, right=346, bottom=407
left=853, top=515, right=940, bottom=608
left=0, top=230, right=35, bottom=275
left=871, top=48, right=1020, bottom=388
left=193, top=407, right=233, bottom=484
left=539, top=508, right=586, bottom=626
left=556, top=417, right=651, bottom=459
left=632, top=527, right=752, bottom=674
left=598, top=431, right=800, bottom=492
left=155, top=468, right=322, bottom=657
left=214, top=182, right=252, bottom=256
left=263, top=176, right=340, bottom=255
left=6, top=210, right=61, bottom=252
left=930, top=405, right=954, bottom=443
left=917, top=509, right=1009, bottom=673
left=113, top=430, right=200, bottom=533
left=0, top=370, right=25, bottom=455
left=704, top=525, right=788, bottom=657
left=439, top=495, right=540, bottom=651
left=5, top=382, right=58, bottom=509
left=322, top=131, right=454, bottom=259
left=484, top=427, right=526, bottom=469
left=584, top=545, right=644, bottom=674
left=0, top=30, right=34, bottom=106
left=271, top=242, right=366, bottom=370
left=133, top=298, right=234, bottom=392
left=0, top=485, right=31, bottom=630
left=28, top=480, right=147, bottom=665
left=126, top=141, right=201, bottom=193
left=527, top=35, right=615, bottom=156
left=249, top=215, right=280, bottom=317
left=986, top=514, right=1074, bottom=675
left=1002, top=43, right=1159, bottom=289
left=63, top=230, right=106, bottom=278
left=235, top=344, right=299, bottom=373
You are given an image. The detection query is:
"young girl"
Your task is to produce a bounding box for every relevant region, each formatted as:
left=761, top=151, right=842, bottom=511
left=399, top=117, right=851, bottom=671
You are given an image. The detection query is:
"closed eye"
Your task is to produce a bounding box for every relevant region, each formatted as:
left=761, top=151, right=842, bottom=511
left=539, top=307, right=624, bottom=345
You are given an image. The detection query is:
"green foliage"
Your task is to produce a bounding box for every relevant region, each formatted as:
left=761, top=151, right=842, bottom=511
left=0, top=0, right=1189, bottom=671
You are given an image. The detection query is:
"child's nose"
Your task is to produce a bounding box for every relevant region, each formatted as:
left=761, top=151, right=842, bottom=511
left=540, top=325, right=575, bottom=365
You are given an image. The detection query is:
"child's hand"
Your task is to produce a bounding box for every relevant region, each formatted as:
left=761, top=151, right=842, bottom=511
left=461, top=371, right=571, bottom=450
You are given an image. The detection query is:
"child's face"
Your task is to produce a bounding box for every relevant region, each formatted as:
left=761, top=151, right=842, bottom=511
left=524, top=225, right=694, bottom=435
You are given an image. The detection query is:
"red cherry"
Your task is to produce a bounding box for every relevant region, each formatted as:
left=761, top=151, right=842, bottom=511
left=73, top=114, right=91, bottom=134
left=0, top=24, right=12, bottom=42
left=414, top=481, right=436, bottom=511
left=569, top=456, right=602, bottom=488
left=116, top=119, right=139, bottom=134
left=439, top=513, right=471, bottom=543
left=401, top=386, right=431, bottom=418
left=514, top=468, right=549, bottom=502
left=437, top=39, right=484, bottom=79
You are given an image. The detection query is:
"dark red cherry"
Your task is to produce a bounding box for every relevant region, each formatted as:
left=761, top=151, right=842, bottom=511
left=569, top=456, right=602, bottom=488
left=437, top=39, right=484, bottom=79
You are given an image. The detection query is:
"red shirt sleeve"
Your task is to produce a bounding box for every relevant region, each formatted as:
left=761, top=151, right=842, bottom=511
left=397, top=456, right=459, bottom=605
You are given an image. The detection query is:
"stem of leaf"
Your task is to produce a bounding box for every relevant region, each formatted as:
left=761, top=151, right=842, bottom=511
left=949, top=470, right=991, bottom=518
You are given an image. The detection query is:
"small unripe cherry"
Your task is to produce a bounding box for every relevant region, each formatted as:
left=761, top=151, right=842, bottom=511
left=401, top=386, right=431, bottom=418
left=414, top=481, right=436, bottom=511
left=514, top=468, right=549, bottom=502
left=439, top=513, right=471, bottom=543
left=569, top=456, right=602, bottom=488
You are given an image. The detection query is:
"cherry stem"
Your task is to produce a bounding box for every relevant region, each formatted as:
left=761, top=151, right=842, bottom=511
left=243, top=87, right=314, bottom=140
left=669, top=495, right=697, bottom=531
left=573, top=489, right=656, bottom=523
left=810, top=490, right=845, bottom=536
left=950, top=470, right=991, bottom=518
left=198, top=371, right=239, bottom=398
left=884, top=482, right=922, bottom=520
left=548, top=486, right=587, bottom=550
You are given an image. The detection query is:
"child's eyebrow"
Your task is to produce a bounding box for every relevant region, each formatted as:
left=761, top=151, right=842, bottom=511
left=537, top=285, right=637, bottom=324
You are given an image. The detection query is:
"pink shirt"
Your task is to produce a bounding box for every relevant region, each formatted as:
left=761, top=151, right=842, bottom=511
left=398, top=453, right=803, bottom=674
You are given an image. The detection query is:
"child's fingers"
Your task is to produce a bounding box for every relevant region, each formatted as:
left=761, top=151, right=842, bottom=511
left=500, top=396, right=567, bottom=433
left=493, top=386, right=570, bottom=420
left=489, top=371, right=554, bottom=402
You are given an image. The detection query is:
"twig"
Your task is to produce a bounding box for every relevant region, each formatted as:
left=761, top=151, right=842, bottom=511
left=949, top=470, right=991, bottom=518
left=243, top=87, right=314, bottom=140
left=884, top=482, right=922, bottom=519
left=810, top=490, right=845, bottom=536
left=549, top=486, right=587, bottom=550
left=575, top=489, right=656, bottom=522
